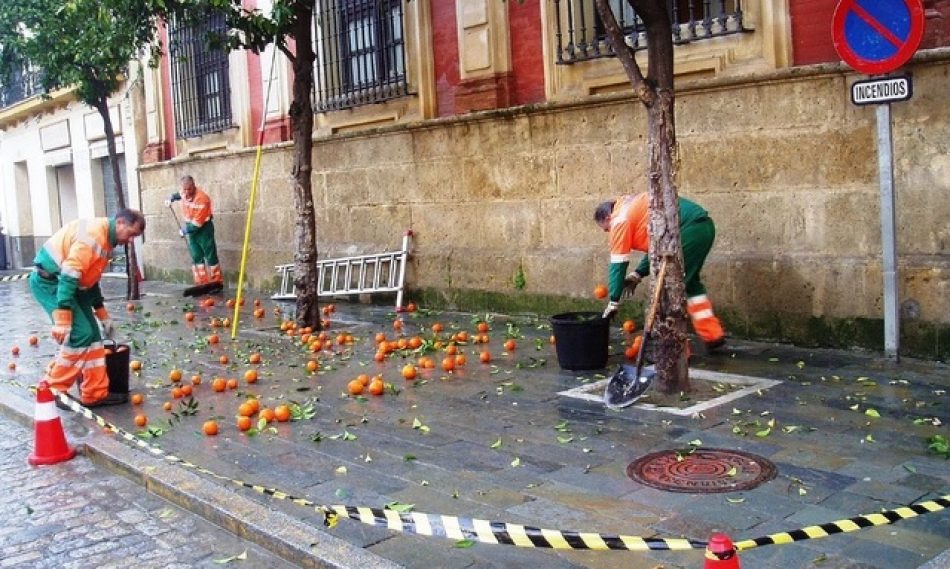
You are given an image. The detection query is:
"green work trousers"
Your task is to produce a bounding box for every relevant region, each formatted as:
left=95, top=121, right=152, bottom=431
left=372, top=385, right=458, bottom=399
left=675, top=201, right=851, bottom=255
left=187, top=221, right=219, bottom=266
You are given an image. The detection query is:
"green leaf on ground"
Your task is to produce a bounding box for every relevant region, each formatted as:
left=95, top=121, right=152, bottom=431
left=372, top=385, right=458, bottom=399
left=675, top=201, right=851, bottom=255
left=490, top=438, right=502, bottom=449
left=385, top=502, right=414, bottom=513
left=455, top=539, right=476, bottom=548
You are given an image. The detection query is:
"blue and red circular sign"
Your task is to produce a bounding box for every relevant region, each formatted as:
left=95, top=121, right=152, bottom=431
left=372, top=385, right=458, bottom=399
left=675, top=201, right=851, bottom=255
left=833, top=0, right=925, bottom=75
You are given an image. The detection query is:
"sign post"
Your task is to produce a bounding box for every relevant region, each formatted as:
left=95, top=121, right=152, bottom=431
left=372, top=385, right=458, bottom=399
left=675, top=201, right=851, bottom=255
left=832, top=0, right=925, bottom=360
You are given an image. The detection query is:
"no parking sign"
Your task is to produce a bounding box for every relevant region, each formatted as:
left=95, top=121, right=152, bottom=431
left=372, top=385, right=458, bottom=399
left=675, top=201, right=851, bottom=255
left=833, top=0, right=925, bottom=75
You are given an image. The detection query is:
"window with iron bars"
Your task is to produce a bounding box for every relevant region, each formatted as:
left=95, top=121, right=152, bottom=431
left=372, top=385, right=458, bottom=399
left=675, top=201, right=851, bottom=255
left=553, top=0, right=746, bottom=64
left=313, top=0, right=409, bottom=112
left=168, top=13, right=233, bottom=138
left=0, top=62, right=43, bottom=109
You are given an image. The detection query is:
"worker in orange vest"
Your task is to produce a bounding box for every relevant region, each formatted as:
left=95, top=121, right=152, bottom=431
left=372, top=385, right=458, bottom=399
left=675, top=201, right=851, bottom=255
left=165, top=175, right=222, bottom=287
left=594, top=194, right=726, bottom=352
left=30, top=209, right=146, bottom=406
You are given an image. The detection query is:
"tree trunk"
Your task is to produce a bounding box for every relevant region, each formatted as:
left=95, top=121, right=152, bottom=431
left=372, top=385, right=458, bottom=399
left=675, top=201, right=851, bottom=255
left=289, top=1, right=320, bottom=329
left=645, top=91, right=689, bottom=393
left=593, top=0, right=689, bottom=392
left=95, top=95, right=141, bottom=301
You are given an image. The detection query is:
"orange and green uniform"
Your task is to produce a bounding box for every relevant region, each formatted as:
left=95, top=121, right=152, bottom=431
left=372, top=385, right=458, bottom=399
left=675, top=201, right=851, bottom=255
left=607, top=193, right=725, bottom=345
left=169, top=188, right=221, bottom=285
left=30, top=218, right=116, bottom=405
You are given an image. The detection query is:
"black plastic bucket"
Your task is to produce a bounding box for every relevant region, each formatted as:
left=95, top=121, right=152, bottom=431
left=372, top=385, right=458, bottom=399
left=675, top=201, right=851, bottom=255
left=550, top=311, right=609, bottom=370
left=104, top=340, right=130, bottom=394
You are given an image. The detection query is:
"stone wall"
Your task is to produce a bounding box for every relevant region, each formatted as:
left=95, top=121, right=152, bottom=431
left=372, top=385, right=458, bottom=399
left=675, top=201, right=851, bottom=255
left=139, top=58, right=950, bottom=358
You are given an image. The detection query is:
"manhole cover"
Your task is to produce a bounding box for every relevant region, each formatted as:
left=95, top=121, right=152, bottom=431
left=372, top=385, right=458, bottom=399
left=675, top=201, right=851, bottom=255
left=627, top=448, right=776, bottom=493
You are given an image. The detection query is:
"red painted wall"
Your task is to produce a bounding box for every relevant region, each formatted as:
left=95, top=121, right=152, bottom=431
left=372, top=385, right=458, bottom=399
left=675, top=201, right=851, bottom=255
left=508, top=0, right=546, bottom=106
left=790, top=0, right=950, bottom=66
left=431, top=1, right=461, bottom=117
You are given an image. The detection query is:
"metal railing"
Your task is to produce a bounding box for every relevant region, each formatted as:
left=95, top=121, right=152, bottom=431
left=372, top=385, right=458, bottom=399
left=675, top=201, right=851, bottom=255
left=168, top=13, right=233, bottom=138
left=313, top=0, right=409, bottom=112
left=0, top=64, right=44, bottom=109
left=553, top=0, right=746, bottom=64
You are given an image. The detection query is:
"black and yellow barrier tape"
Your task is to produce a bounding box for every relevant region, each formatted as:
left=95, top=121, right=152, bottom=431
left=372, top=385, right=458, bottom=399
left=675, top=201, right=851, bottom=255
left=735, top=495, right=950, bottom=551
left=49, top=390, right=705, bottom=551
left=5, top=380, right=941, bottom=554
left=0, top=272, right=30, bottom=282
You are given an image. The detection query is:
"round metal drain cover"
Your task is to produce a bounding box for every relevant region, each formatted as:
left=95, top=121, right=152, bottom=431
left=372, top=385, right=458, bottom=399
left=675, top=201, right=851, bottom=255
left=627, top=448, right=777, bottom=493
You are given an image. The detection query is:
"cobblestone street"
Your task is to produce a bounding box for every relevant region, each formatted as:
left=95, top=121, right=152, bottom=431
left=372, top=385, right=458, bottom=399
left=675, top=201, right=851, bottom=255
left=0, top=413, right=295, bottom=569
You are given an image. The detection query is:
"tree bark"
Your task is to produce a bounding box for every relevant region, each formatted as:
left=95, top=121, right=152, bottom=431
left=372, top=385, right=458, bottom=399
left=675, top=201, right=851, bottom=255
left=289, top=1, right=320, bottom=329
left=95, top=95, right=141, bottom=301
left=593, top=0, right=689, bottom=392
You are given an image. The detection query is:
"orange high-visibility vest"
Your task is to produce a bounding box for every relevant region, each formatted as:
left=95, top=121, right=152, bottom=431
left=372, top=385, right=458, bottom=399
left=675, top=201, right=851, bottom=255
left=181, top=188, right=213, bottom=228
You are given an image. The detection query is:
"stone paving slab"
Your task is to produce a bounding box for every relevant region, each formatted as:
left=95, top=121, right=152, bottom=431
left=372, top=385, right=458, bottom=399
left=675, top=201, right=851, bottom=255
left=1, top=276, right=948, bottom=568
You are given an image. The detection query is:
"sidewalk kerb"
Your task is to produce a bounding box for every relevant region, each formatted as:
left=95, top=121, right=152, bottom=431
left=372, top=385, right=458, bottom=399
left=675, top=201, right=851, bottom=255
left=0, top=384, right=403, bottom=569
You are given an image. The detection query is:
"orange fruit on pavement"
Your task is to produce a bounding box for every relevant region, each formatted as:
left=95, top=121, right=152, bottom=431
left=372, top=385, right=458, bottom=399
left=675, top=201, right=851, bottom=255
left=504, top=339, right=517, bottom=352
left=622, top=320, right=636, bottom=334
left=171, top=387, right=184, bottom=399
left=274, top=405, right=291, bottom=422
left=191, top=374, right=202, bottom=385
left=375, top=332, right=387, bottom=344
left=202, top=421, right=219, bottom=436
left=356, top=374, right=370, bottom=386
left=28, top=335, right=39, bottom=346
left=131, top=393, right=144, bottom=405
left=347, top=380, right=365, bottom=396
left=163, top=401, right=173, bottom=412
left=212, top=377, right=227, bottom=392
left=134, top=414, right=148, bottom=427
left=431, top=322, right=444, bottom=333
left=130, top=360, right=143, bottom=371
left=238, top=402, right=256, bottom=417
left=169, top=369, right=183, bottom=382
left=7, top=362, right=14, bottom=371
left=456, top=331, right=470, bottom=342
left=11, top=346, right=19, bottom=356
left=549, top=335, right=556, bottom=344
left=401, top=365, right=417, bottom=381
left=368, top=379, right=385, bottom=396
left=408, top=336, right=422, bottom=349
left=445, top=344, right=458, bottom=356
left=208, top=334, right=220, bottom=345
left=180, top=384, right=193, bottom=397
left=476, top=322, right=489, bottom=333
left=373, top=351, right=386, bottom=363
left=244, top=369, right=258, bottom=383
left=441, top=357, right=456, bottom=372
left=247, top=398, right=260, bottom=413
left=260, top=408, right=276, bottom=422
left=237, top=416, right=252, bottom=432
left=479, top=351, right=492, bottom=363
left=455, top=354, right=467, bottom=366
left=392, top=319, right=403, bottom=331
left=126, top=302, right=136, bottom=312
left=219, top=355, right=229, bottom=365
left=249, top=353, right=262, bottom=364
left=406, top=302, right=417, bottom=312
left=306, top=360, right=318, bottom=372
left=185, top=312, right=196, bottom=322
left=226, top=378, right=238, bottom=390
left=253, top=308, right=265, bottom=318
left=226, top=299, right=236, bottom=309
left=593, top=284, right=608, bottom=299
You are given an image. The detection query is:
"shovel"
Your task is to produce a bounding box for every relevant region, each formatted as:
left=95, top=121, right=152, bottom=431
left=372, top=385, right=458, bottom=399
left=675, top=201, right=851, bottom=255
left=603, top=257, right=669, bottom=410
left=168, top=204, right=223, bottom=297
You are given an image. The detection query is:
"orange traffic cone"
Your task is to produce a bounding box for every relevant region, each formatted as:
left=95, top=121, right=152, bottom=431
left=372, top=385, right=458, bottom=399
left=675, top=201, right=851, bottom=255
left=704, top=533, right=741, bottom=568
left=28, top=381, right=76, bottom=466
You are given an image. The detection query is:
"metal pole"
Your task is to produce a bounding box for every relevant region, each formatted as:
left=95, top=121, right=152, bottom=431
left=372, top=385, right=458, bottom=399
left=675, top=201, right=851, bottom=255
left=876, top=102, right=899, bottom=360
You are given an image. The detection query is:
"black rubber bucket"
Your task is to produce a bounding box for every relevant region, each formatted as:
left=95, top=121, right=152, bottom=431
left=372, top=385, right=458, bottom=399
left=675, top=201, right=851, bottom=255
left=550, top=311, right=610, bottom=370
left=104, top=340, right=130, bottom=395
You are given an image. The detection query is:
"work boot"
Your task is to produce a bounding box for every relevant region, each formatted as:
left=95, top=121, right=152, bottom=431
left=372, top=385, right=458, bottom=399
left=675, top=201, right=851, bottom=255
left=84, top=392, right=128, bottom=408
left=704, top=337, right=727, bottom=354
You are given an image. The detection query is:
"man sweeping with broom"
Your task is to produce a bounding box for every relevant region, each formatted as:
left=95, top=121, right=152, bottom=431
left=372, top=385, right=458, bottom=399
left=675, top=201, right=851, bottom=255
left=165, top=175, right=224, bottom=296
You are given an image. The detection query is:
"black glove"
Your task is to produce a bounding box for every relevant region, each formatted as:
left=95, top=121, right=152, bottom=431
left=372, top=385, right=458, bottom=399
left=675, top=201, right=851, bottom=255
left=622, top=273, right=642, bottom=299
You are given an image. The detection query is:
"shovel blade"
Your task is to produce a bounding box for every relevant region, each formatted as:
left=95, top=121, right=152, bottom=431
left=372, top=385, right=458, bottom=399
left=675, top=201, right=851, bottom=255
left=603, top=364, right=656, bottom=409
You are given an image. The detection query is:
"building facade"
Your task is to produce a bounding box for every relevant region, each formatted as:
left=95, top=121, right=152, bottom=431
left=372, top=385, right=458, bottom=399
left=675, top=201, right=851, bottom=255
left=5, top=1, right=948, bottom=357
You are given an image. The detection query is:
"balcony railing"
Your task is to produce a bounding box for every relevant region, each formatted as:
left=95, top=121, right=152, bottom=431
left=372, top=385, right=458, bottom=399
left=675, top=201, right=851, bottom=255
left=313, top=0, right=410, bottom=112
left=0, top=66, right=44, bottom=109
left=553, top=0, right=746, bottom=64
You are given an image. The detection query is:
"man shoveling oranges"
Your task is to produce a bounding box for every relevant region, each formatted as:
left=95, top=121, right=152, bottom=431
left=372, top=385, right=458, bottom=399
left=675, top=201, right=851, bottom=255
left=594, top=193, right=726, bottom=353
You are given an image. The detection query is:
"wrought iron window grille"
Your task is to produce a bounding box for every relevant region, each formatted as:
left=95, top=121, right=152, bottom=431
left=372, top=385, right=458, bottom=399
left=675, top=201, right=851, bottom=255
left=313, top=0, right=410, bottom=112
left=553, top=0, right=748, bottom=65
left=0, top=64, right=43, bottom=109
left=168, top=13, right=233, bottom=138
